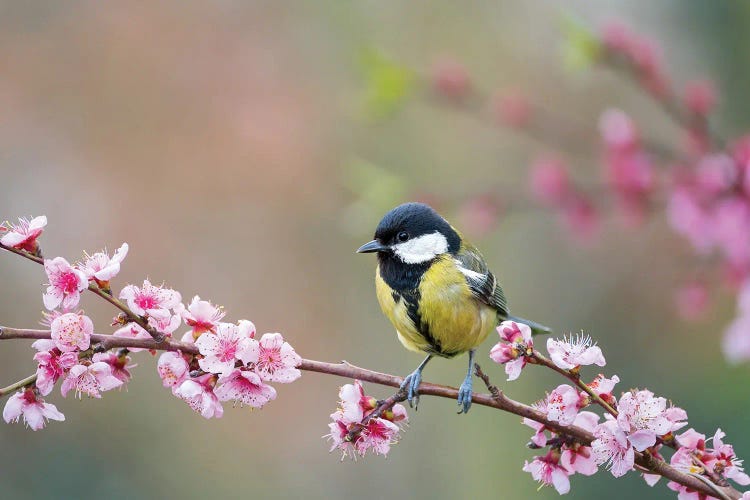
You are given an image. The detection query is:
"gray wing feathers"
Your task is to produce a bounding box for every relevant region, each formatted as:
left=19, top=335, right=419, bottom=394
left=454, top=246, right=509, bottom=317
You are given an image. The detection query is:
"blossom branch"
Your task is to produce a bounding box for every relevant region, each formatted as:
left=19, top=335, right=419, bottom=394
left=0, top=242, right=163, bottom=342
left=0, top=326, right=741, bottom=499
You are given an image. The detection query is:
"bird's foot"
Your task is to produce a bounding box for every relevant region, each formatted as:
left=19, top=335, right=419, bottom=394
left=399, top=368, right=423, bottom=409
left=457, top=374, right=473, bottom=414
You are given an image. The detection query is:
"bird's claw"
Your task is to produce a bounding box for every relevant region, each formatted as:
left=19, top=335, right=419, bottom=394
left=457, top=376, right=473, bottom=414
left=400, top=369, right=423, bottom=410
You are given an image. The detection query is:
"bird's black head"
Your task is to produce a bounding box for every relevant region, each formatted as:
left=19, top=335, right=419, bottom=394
left=356, top=202, right=461, bottom=264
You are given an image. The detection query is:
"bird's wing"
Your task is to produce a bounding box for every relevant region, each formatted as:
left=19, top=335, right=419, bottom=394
left=454, top=244, right=509, bottom=317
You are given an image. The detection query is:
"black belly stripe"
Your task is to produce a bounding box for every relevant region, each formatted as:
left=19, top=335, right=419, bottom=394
left=401, top=290, right=442, bottom=354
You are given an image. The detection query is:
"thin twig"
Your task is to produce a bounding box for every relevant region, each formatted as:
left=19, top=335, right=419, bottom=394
left=0, top=374, right=38, bottom=397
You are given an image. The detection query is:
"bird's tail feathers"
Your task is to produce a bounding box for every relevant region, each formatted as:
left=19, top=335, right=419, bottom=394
left=507, top=315, right=553, bottom=336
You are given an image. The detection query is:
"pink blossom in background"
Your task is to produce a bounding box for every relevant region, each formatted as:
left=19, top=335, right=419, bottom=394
left=157, top=351, right=189, bottom=389
left=3, top=389, right=64, bottom=431
left=600, top=20, right=635, bottom=53
left=683, top=79, right=717, bottom=116
left=592, top=418, right=635, bottom=477
left=456, top=195, right=500, bottom=238
left=92, top=352, right=135, bottom=385
left=674, top=281, right=709, bottom=321
left=245, top=332, right=302, bottom=383
left=43, top=257, right=88, bottom=311
left=430, top=57, right=471, bottom=100
left=195, top=322, right=255, bottom=376
left=174, top=374, right=223, bottom=419
left=489, top=321, right=533, bottom=381
left=616, top=390, right=672, bottom=451
left=1, top=215, right=47, bottom=253
left=181, top=295, right=226, bottom=336
left=522, top=451, right=571, bottom=495
left=61, top=362, right=124, bottom=398
left=50, top=312, right=93, bottom=352
left=119, top=279, right=181, bottom=317
left=34, top=346, right=78, bottom=396
left=599, top=109, right=639, bottom=152
left=547, top=334, right=606, bottom=370
left=78, top=243, right=128, bottom=286
left=545, top=384, right=580, bottom=426
left=695, top=154, right=736, bottom=196
left=530, top=156, right=571, bottom=206
left=560, top=194, right=600, bottom=243
left=490, top=89, right=531, bottom=128
left=214, top=369, right=277, bottom=408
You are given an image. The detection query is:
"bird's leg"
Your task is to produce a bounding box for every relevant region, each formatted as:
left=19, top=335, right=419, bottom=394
left=457, top=349, right=475, bottom=414
left=399, top=354, right=432, bottom=409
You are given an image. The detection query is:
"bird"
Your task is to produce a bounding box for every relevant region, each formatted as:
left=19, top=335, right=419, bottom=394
left=357, top=202, right=551, bottom=413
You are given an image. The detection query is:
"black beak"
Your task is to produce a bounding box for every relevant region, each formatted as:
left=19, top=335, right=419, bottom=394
left=357, top=239, right=388, bottom=253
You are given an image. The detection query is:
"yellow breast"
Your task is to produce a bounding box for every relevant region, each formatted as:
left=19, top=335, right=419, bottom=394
left=375, top=255, right=497, bottom=357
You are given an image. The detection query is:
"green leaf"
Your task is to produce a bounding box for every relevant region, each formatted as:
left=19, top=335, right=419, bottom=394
left=358, top=48, right=415, bottom=120
left=560, top=13, right=602, bottom=71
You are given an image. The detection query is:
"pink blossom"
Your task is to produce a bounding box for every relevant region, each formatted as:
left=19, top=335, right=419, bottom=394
left=592, top=418, right=635, bottom=477
left=1, top=215, right=46, bottom=253
left=60, top=362, right=124, bottom=398
left=489, top=321, right=533, bottom=381
left=34, top=346, right=78, bottom=396
left=147, top=310, right=182, bottom=337
left=79, top=243, right=128, bottom=285
left=92, top=352, right=135, bottom=385
left=333, top=380, right=377, bottom=425
left=675, top=281, right=710, bottom=321
left=157, top=351, right=189, bottom=389
left=490, top=89, right=531, bottom=128
left=354, top=418, right=401, bottom=457
left=431, top=57, right=470, bottom=100
left=599, top=109, right=638, bottom=151
left=50, top=312, right=93, bottom=352
left=113, top=323, right=152, bottom=353
left=530, top=156, right=571, bottom=206
left=43, top=257, right=88, bottom=310
left=522, top=451, right=571, bottom=495
left=195, top=322, right=255, bottom=376
left=724, top=314, right=750, bottom=363
left=601, top=20, right=635, bottom=53
left=560, top=195, right=600, bottom=243
left=326, top=417, right=354, bottom=459
left=215, top=369, right=277, bottom=408
left=616, top=390, right=672, bottom=451
left=3, top=389, right=64, bottom=431
left=524, top=399, right=550, bottom=447
left=547, top=334, right=605, bottom=370
left=245, top=332, right=302, bottom=383
left=181, top=295, right=225, bottom=335
left=545, top=384, right=580, bottom=426
left=684, top=80, right=717, bottom=116
left=695, top=154, right=736, bottom=196
left=707, top=429, right=750, bottom=486
left=119, top=279, right=181, bottom=317
left=586, top=373, right=620, bottom=404
left=174, top=374, right=223, bottom=419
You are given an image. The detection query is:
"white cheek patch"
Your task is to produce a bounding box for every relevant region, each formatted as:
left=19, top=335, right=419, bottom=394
left=393, top=232, right=449, bottom=264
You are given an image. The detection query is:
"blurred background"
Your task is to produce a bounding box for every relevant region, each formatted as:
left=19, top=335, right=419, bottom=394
left=1, top=1, right=749, bottom=498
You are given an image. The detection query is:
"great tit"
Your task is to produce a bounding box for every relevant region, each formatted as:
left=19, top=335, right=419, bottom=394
left=357, top=202, right=551, bottom=413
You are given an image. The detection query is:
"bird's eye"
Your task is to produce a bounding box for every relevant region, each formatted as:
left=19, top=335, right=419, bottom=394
left=397, top=231, right=409, bottom=242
